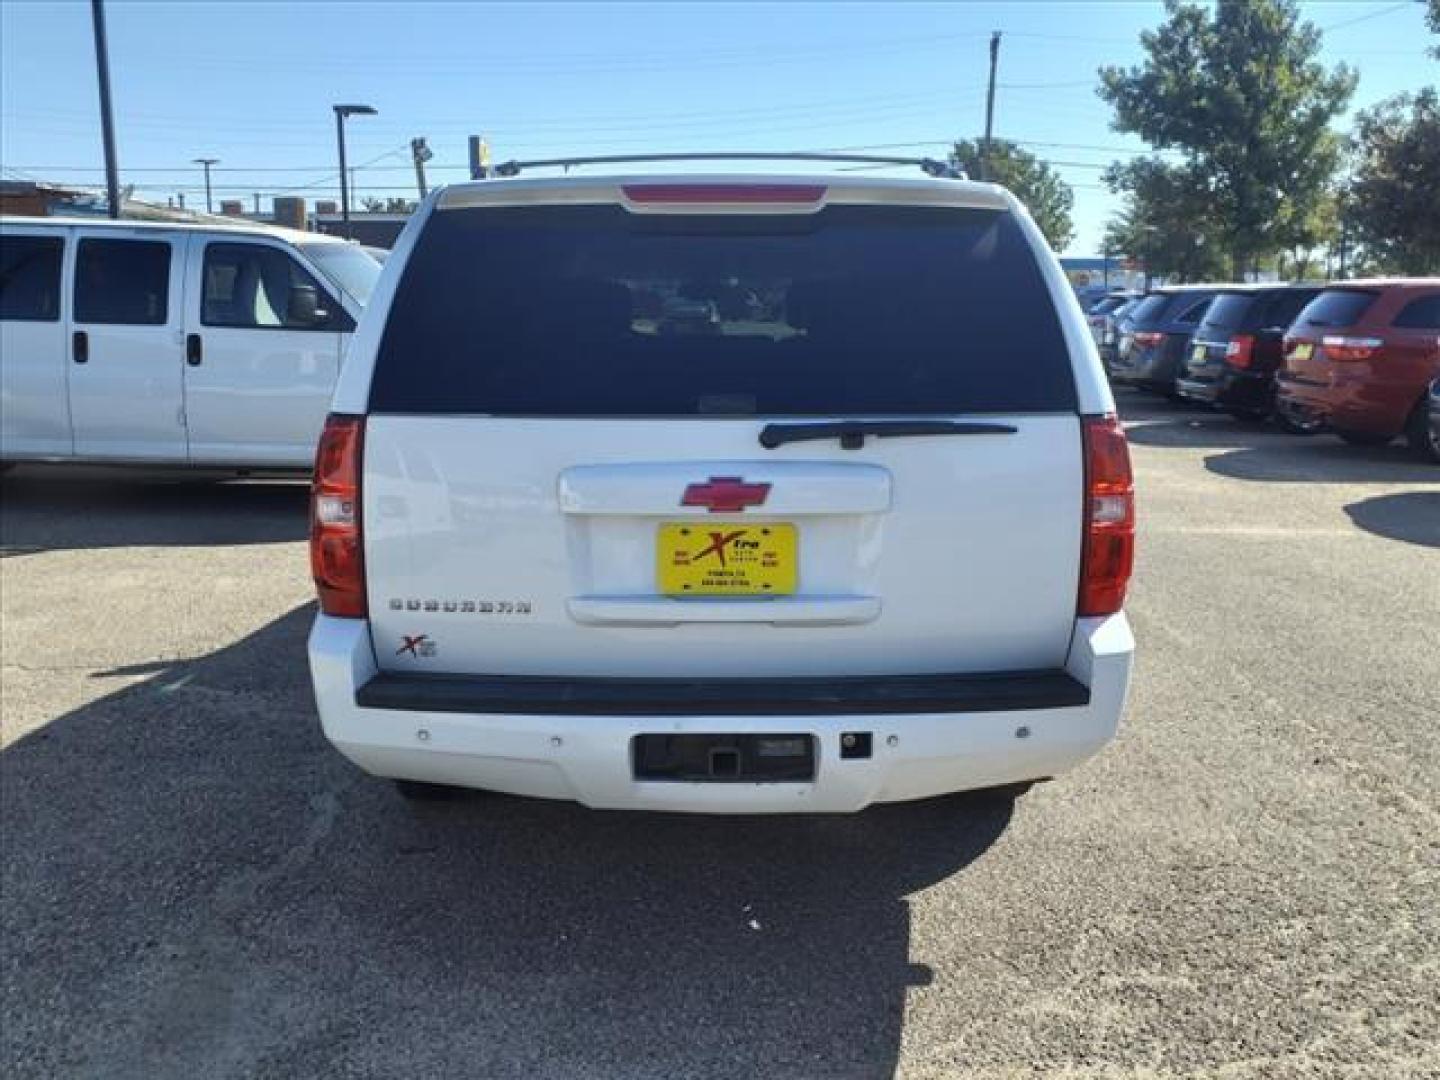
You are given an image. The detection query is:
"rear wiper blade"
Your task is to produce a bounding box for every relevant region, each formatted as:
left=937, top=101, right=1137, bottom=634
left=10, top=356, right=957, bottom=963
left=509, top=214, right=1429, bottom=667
left=759, top=419, right=1018, bottom=450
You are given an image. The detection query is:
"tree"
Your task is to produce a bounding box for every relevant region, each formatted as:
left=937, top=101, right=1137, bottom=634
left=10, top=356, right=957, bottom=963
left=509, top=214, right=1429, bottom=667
left=1098, top=0, right=1355, bottom=278
left=1102, top=158, right=1228, bottom=282
left=1345, top=88, right=1440, bottom=274
left=951, top=139, right=1075, bottom=251
left=1276, top=187, right=1339, bottom=279
left=1429, top=0, right=1440, bottom=58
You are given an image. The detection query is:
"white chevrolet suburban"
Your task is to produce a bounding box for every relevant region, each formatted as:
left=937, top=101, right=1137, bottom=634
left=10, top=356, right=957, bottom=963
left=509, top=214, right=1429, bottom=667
left=307, top=156, right=1136, bottom=813
left=0, top=217, right=380, bottom=468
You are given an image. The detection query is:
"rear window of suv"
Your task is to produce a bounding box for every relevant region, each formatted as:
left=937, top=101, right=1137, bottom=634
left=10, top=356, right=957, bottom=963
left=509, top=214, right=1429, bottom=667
left=1295, top=289, right=1378, bottom=329
left=1122, top=294, right=1169, bottom=326
left=371, top=203, right=1076, bottom=416
left=1196, top=292, right=1254, bottom=336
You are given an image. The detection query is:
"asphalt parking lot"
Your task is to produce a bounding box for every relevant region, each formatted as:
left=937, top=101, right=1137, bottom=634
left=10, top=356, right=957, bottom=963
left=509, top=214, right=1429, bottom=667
left=2, top=390, right=1437, bottom=1079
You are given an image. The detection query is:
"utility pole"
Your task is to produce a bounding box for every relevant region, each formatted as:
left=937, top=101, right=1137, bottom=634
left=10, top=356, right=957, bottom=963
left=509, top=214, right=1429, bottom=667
left=981, top=31, right=1001, bottom=182
left=193, top=158, right=218, bottom=213
left=90, top=0, right=121, bottom=218
left=411, top=137, right=432, bottom=199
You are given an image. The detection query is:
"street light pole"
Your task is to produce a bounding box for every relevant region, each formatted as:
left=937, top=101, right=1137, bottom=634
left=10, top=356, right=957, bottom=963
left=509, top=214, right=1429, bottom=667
left=332, top=103, right=377, bottom=240
left=89, top=0, right=121, bottom=219
left=193, top=158, right=218, bottom=214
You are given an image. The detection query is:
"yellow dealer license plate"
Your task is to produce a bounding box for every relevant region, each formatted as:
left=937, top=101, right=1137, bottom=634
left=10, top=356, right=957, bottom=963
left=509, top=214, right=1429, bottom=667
left=1192, top=343, right=1206, bottom=363
left=1292, top=342, right=1314, bottom=360
left=657, top=522, right=797, bottom=596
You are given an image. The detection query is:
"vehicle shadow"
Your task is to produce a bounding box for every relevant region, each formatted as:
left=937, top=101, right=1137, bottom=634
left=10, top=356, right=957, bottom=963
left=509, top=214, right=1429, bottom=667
left=1112, top=395, right=1438, bottom=482
left=1204, top=439, right=1436, bottom=484
left=1112, top=387, right=1210, bottom=424
left=0, top=466, right=308, bottom=555
left=1343, top=492, right=1440, bottom=549
left=1, top=606, right=1013, bottom=1080
left=1123, top=416, right=1282, bottom=450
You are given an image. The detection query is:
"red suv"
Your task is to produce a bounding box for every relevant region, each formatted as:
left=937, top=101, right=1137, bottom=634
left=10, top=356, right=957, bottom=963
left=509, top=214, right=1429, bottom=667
left=1277, top=280, right=1440, bottom=462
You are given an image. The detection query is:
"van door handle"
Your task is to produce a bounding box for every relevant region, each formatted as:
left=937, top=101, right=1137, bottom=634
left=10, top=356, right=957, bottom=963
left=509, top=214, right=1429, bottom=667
left=73, top=330, right=88, bottom=364
left=186, top=333, right=203, bottom=366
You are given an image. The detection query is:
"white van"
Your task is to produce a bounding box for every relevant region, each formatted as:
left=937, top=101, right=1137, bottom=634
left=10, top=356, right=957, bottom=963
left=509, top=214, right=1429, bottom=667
left=307, top=158, right=1137, bottom=814
left=0, top=216, right=381, bottom=469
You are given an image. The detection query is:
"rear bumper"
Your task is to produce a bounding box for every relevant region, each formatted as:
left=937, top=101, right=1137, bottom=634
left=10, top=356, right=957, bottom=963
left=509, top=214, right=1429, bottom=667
left=1109, top=344, right=1180, bottom=391
left=1176, top=367, right=1272, bottom=410
left=1276, top=372, right=1411, bottom=436
left=308, top=613, right=1135, bottom=814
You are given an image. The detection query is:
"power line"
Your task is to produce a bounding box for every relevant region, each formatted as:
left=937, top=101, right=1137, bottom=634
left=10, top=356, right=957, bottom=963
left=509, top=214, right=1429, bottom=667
left=159, top=30, right=996, bottom=77
left=269, top=146, right=410, bottom=197
left=3, top=87, right=975, bottom=133
left=6, top=140, right=1175, bottom=181
left=1003, top=30, right=1136, bottom=45
left=997, top=79, right=1097, bottom=90
left=1319, top=2, right=1410, bottom=32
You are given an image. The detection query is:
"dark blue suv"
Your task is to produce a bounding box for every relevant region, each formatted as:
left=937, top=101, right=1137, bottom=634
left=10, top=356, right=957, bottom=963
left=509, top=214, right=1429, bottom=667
left=1109, top=286, right=1222, bottom=397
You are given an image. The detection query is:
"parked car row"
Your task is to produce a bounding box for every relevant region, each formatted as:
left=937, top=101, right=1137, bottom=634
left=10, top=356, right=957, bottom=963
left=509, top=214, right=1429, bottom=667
left=1086, top=278, right=1440, bottom=463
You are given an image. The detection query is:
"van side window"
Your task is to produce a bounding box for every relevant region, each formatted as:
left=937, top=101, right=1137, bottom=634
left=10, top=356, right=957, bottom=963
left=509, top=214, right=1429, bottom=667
left=0, top=235, right=64, bottom=321
left=74, top=239, right=170, bottom=325
left=1392, top=295, right=1440, bottom=330
left=202, top=243, right=353, bottom=331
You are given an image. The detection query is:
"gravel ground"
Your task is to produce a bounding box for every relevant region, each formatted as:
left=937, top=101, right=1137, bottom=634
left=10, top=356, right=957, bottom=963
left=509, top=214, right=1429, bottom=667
left=2, top=391, right=1437, bottom=1079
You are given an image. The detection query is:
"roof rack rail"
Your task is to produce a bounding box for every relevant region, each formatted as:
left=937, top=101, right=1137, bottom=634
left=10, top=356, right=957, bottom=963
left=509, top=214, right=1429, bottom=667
left=487, top=151, right=964, bottom=181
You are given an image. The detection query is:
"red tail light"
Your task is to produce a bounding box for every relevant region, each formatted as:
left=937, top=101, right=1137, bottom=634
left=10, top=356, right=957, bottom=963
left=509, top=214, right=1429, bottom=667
left=310, top=414, right=366, bottom=618
left=1132, top=331, right=1165, bottom=347
left=1321, top=335, right=1383, bottom=362
left=1079, top=415, right=1135, bottom=617
left=1225, top=333, right=1256, bottom=369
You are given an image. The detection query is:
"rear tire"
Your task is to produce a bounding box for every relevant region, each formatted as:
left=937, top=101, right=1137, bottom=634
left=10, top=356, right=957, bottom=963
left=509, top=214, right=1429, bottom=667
left=1335, top=429, right=1393, bottom=448
left=1276, top=411, right=1322, bottom=435
left=1404, top=399, right=1440, bottom=464
left=1227, top=407, right=1268, bottom=425
left=393, top=779, right=466, bottom=801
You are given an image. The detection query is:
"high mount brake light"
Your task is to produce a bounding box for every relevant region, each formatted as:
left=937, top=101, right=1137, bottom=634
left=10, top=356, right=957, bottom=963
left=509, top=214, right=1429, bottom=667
left=1321, top=335, right=1384, bottom=362
left=1132, top=331, right=1165, bottom=347
left=310, top=414, right=366, bottom=618
left=1079, top=415, right=1135, bottom=618
left=621, top=183, right=827, bottom=205
left=1226, top=334, right=1256, bottom=369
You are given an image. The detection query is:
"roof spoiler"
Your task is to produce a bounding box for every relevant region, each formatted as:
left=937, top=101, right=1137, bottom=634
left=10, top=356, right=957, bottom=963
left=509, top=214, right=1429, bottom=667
left=487, top=151, right=965, bottom=181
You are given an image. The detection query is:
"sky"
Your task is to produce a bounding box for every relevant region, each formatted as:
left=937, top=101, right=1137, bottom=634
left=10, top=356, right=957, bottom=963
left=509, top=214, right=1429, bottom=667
left=1, top=0, right=1434, bottom=254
